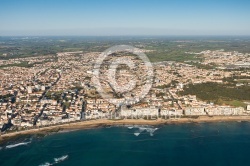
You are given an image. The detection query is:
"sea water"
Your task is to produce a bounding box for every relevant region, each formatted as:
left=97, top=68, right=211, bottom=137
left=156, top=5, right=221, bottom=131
left=1, top=122, right=250, bottom=166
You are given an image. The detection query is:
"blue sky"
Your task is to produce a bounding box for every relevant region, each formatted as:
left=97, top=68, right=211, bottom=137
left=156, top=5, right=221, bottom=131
left=0, top=0, right=250, bottom=36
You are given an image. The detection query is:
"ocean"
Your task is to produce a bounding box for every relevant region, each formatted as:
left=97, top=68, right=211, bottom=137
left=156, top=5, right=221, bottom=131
left=1, top=122, right=250, bottom=166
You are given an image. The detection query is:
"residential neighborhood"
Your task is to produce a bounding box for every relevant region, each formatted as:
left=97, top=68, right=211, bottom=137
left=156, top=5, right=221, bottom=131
left=0, top=50, right=250, bottom=133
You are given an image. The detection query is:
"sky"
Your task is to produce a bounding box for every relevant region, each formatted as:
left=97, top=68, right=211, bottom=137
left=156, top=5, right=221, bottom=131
left=0, top=0, right=250, bottom=36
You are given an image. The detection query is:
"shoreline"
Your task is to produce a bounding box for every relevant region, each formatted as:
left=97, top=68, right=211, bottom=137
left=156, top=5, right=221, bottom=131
left=1, top=116, right=250, bottom=143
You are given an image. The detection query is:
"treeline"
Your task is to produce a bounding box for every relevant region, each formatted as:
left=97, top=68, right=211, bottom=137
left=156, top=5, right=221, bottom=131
left=180, top=82, right=250, bottom=101
left=0, top=61, right=33, bottom=68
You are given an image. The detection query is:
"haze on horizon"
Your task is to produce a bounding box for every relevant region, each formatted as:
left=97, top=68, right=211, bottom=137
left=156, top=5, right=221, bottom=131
left=0, top=0, right=250, bottom=36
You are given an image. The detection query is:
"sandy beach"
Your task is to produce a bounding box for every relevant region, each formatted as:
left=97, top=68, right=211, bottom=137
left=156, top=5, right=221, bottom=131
left=1, top=116, right=250, bottom=142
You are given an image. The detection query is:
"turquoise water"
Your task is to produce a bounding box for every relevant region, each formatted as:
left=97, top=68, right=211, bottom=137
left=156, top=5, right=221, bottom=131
left=1, top=122, right=250, bottom=166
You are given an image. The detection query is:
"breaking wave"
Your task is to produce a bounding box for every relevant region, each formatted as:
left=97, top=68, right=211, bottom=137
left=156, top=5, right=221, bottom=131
left=127, top=126, right=134, bottom=129
left=132, top=126, right=158, bottom=137
left=39, top=162, right=52, bottom=166
left=39, top=155, right=69, bottom=166
left=5, top=141, right=31, bottom=149
left=134, top=132, right=140, bottom=136
left=54, top=155, right=68, bottom=163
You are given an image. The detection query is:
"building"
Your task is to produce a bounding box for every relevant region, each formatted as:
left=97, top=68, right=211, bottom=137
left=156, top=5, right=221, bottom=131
left=185, top=107, right=206, bottom=116
left=27, top=86, right=32, bottom=94
left=246, top=105, right=250, bottom=111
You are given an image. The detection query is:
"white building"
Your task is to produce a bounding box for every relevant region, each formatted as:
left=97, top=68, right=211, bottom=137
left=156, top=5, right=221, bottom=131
left=161, top=109, right=183, bottom=117
left=185, top=107, right=206, bottom=116
left=206, top=107, right=244, bottom=116
left=27, top=86, right=32, bottom=94
left=41, top=86, right=46, bottom=91
left=247, top=105, right=250, bottom=111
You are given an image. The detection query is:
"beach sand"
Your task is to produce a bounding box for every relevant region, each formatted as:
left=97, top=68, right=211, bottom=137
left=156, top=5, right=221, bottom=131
left=1, top=116, right=250, bottom=142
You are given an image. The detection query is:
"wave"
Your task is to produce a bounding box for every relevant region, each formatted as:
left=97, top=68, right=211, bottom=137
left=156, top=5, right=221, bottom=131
left=128, top=126, right=134, bottom=129
left=146, top=128, right=158, bottom=136
left=39, top=162, right=52, bottom=166
left=39, top=155, right=68, bottom=166
left=133, top=127, right=158, bottom=137
left=134, top=133, right=140, bottom=136
left=5, top=141, right=31, bottom=149
left=54, top=155, right=68, bottom=163
left=139, top=127, right=147, bottom=132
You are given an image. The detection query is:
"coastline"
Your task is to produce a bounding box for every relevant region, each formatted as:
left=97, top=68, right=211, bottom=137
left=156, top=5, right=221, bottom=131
left=1, top=116, right=250, bottom=143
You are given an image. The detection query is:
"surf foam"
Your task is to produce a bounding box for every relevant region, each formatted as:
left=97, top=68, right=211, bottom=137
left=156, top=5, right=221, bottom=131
left=5, top=141, right=31, bottom=149
left=54, top=155, right=68, bottom=163
left=132, top=126, right=158, bottom=137
left=39, top=155, right=68, bottom=166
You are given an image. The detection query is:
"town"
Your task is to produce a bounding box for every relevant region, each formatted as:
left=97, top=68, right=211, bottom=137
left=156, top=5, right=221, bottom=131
left=0, top=49, right=250, bottom=134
